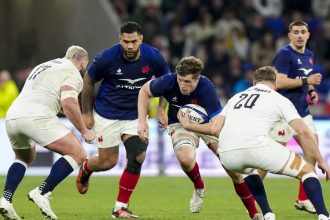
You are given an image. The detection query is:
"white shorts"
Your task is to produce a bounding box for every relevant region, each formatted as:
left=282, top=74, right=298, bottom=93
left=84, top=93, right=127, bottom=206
left=269, top=114, right=317, bottom=143
left=5, top=116, right=70, bottom=149
left=167, top=123, right=218, bottom=151
left=94, top=112, right=138, bottom=148
left=219, top=138, right=306, bottom=177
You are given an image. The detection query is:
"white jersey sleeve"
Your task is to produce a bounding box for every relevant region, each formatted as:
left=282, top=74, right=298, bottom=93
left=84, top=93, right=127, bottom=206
left=6, top=58, right=83, bottom=119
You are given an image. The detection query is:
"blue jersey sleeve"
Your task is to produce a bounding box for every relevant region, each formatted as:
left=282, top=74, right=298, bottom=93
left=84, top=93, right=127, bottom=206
left=273, top=49, right=291, bottom=75
left=200, top=81, right=222, bottom=119
left=88, top=51, right=107, bottom=82
left=149, top=74, right=174, bottom=97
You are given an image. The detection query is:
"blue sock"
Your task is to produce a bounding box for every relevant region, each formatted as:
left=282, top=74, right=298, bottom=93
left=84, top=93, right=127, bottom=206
left=244, top=174, right=273, bottom=215
left=39, top=157, right=74, bottom=195
left=302, top=175, right=329, bottom=216
left=2, top=161, right=27, bottom=202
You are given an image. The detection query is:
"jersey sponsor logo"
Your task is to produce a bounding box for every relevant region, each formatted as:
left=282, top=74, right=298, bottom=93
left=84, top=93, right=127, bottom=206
left=118, top=78, right=146, bottom=84
left=297, top=58, right=302, bottom=64
left=298, top=68, right=313, bottom=75
left=171, top=104, right=181, bottom=108
left=141, top=65, right=150, bottom=74
left=278, top=130, right=285, bottom=136
left=116, top=68, right=123, bottom=75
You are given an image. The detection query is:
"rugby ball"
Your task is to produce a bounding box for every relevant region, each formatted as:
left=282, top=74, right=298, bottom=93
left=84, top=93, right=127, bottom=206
left=180, top=104, right=209, bottom=124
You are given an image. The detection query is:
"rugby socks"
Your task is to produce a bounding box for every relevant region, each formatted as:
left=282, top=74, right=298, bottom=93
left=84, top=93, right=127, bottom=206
left=297, top=180, right=308, bottom=201
left=2, top=160, right=27, bottom=202
left=302, top=173, right=329, bottom=216
left=234, top=182, right=259, bottom=218
left=244, top=174, right=272, bottom=215
left=116, top=171, right=140, bottom=205
left=39, top=155, right=78, bottom=195
left=83, top=159, right=92, bottom=174
left=185, top=162, right=205, bottom=189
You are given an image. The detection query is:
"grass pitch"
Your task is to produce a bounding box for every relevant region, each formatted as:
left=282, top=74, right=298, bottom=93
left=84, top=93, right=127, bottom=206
left=0, top=176, right=329, bottom=220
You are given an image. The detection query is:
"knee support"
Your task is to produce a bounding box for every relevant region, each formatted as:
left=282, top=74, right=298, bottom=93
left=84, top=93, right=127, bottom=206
left=124, top=136, right=147, bottom=174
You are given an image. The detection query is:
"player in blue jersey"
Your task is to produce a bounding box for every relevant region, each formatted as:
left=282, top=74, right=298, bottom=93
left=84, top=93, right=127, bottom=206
left=247, top=20, right=323, bottom=214
left=75, top=21, right=170, bottom=218
left=138, top=56, right=263, bottom=220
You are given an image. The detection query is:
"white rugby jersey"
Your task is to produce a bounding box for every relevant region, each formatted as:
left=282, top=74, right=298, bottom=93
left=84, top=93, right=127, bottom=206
left=219, top=83, right=300, bottom=152
left=6, top=58, right=83, bottom=119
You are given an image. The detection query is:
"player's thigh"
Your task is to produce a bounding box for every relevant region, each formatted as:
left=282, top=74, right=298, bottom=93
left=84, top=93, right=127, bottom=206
left=97, top=146, right=119, bottom=164
left=94, top=112, right=127, bottom=148
left=167, top=123, right=200, bottom=151
left=46, top=132, right=85, bottom=158
left=269, top=119, right=294, bottom=143
left=5, top=119, right=34, bottom=150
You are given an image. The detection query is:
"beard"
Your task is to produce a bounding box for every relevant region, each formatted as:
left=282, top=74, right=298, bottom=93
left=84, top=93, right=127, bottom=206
left=123, top=49, right=139, bottom=61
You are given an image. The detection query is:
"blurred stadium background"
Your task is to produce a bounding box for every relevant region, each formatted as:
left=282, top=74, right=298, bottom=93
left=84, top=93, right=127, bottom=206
left=1, top=0, right=330, bottom=175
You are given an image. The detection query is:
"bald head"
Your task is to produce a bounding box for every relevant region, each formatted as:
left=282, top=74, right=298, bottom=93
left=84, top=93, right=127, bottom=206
left=65, top=45, right=88, bottom=61
left=65, top=46, right=89, bottom=73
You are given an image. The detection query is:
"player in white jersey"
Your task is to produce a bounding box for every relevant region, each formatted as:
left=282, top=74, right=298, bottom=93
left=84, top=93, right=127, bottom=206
left=216, top=66, right=330, bottom=220
left=0, top=46, right=95, bottom=220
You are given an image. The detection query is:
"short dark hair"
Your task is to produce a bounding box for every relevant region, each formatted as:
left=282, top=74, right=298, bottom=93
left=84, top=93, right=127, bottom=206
left=289, top=20, right=309, bottom=32
left=175, top=56, right=204, bottom=79
left=120, top=21, right=142, bottom=34
left=253, top=66, right=277, bottom=82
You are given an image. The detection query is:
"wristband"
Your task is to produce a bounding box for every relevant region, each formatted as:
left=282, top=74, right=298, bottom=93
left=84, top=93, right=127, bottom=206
left=308, top=89, right=315, bottom=95
left=301, top=77, right=308, bottom=85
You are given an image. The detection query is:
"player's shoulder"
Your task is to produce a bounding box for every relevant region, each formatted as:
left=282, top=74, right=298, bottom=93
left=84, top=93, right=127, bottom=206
left=305, top=48, right=314, bottom=56
left=140, top=43, right=163, bottom=60
left=277, top=44, right=292, bottom=54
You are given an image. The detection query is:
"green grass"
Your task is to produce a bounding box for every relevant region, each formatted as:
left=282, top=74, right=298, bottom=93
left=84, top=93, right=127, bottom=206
left=0, top=176, right=329, bottom=220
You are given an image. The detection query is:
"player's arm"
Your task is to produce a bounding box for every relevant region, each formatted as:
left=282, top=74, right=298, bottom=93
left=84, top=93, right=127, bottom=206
left=157, top=97, right=168, bottom=130
left=276, top=73, right=322, bottom=89
left=178, top=112, right=223, bottom=136
left=138, top=81, right=154, bottom=143
left=61, top=85, right=95, bottom=143
left=81, top=73, right=95, bottom=129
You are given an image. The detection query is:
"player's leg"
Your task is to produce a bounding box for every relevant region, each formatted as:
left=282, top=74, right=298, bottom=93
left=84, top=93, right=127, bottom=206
left=0, top=119, right=35, bottom=220
left=112, top=134, right=146, bottom=219
left=170, top=123, right=205, bottom=213
left=293, top=115, right=318, bottom=214
left=25, top=117, right=86, bottom=220
left=207, top=141, right=261, bottom=219
left=77, top=146, right=119, bottom=194
left=111, top=119, right=145, bottom=218
left=76, top=115, right=121, bottom=194
left=280, top=153, right=329, bottom=219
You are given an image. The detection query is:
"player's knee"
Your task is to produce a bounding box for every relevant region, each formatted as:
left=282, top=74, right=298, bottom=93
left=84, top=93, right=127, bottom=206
left=124, top=136, right=147, bottom=174
left=298, top=163, right=316, bottom=180
left=71, top=146, right=87, bottom=165
left=99, top=158, right=117, bottom=170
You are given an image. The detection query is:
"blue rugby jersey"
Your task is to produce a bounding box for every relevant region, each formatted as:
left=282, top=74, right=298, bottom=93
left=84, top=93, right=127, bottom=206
left=149, top=74, right=222, bottom=124
left=88, top=43, right=169, bottom=120
left=273, top=44, right=315, bottom=117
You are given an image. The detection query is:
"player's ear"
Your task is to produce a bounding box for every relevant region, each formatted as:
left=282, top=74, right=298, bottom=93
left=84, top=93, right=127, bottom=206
left=140, top=34, right=144, bottom=43
left=253, top=80, right=257, bottom=86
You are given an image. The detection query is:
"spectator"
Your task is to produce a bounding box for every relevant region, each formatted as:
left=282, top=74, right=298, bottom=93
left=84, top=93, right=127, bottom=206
left=0, top=70, right=19, bottom=118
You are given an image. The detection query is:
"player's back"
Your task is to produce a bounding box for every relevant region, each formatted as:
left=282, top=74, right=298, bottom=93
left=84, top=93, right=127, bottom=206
left=219, top=83, right=296, bottom=152
left=6, top=58, right=82, bottom=119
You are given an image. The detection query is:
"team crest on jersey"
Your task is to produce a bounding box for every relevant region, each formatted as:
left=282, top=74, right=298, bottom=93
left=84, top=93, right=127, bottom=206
left=171, top=96, right=178, bottom=102
left=98, top=136, right=103, bottom=143
left=309, top=58, right=313, bottom=65
left=297, top=58, right=302, bottom=64
left=116, top=68, right=123, bottom=75
left=141, top=65, right=150, bottom=74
